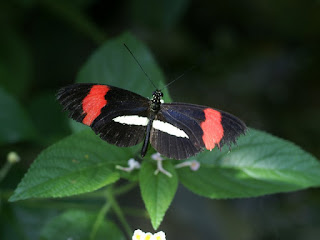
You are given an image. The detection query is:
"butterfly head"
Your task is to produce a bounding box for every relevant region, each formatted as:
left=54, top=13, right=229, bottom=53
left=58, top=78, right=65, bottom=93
left=152, top=90, right=163, bottom=101
left=151, top=90, right=163, bottom=111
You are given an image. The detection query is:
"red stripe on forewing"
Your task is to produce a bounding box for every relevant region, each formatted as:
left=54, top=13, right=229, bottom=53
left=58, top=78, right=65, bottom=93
left=82, top=85, right=110, bottom=126
left=200, top=108, right=224, bottom=150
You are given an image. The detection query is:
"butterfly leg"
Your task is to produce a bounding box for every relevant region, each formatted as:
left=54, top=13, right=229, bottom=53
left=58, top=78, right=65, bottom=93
left=141, top=119, right=153, bottom=158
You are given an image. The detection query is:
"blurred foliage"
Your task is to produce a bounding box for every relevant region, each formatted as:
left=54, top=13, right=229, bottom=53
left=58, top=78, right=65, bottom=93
left=0, top=0, right=319, bottom=239
left=40, top=209, right=125, bottom=240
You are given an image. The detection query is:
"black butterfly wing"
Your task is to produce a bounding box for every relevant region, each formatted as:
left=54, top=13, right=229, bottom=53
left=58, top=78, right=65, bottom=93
left=150, top=102, right=247, bottom=160
left=57, top=83, right=150, bottom=147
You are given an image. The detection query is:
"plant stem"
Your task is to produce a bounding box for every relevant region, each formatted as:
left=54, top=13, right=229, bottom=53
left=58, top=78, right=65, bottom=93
left=90, top=195, right=112, bottom=240
left=106, top=187, right=132, bottom=239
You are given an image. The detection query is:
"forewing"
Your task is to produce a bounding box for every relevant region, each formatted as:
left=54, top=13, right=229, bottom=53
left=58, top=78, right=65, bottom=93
left=57, top=83, right=150, bottom=147
left=150, top=103, right=246, bottom=160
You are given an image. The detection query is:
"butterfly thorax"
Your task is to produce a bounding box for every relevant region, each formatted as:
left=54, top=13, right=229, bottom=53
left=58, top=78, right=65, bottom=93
left=150, top=89, right=163, bottom=113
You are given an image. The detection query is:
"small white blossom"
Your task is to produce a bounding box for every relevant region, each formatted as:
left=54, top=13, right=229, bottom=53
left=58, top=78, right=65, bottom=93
left=128, top=158, right=141, bottom=169
left=151, top=152, right=164, bottom=161
left=116, top=158, right=141, bottom=172
left=153, top=231, right=166, bottom=240
left=132, top=230, right=166, bottom=240
left=190, top=160, right=200, bottom=171
left=7, top=151, right=20, bottom=164
left=152, top=152, right=172, bottom=178
left=144, top=232, right=154, bottom=240
left=175, top=160, right=200, bottom=171
left=132, top=229, right=145, bottom=240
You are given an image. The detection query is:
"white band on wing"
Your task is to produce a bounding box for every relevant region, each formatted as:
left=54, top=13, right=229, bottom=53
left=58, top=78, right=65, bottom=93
left=113, top=116, right=189, bottom=139
left=153, top=120, right=189, bottom=138
left=113, top=115, right=149, bottom=126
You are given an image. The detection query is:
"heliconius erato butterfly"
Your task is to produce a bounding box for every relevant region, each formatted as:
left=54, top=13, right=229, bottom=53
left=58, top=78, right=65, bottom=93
left=57, top=83, right=247, bottom=160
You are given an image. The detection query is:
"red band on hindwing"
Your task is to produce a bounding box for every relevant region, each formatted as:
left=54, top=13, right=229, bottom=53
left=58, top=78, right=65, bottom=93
left=200, top=108, right=224, bottom=150
left=82, top=85, right=110, bottom=126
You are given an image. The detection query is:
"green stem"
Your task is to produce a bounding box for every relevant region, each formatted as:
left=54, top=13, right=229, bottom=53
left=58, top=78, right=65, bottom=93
left=90, top=194, right=112, bottom=240
left=39, top=0, right=107, bottom=45
left=107, top=187, right=132, bottom=239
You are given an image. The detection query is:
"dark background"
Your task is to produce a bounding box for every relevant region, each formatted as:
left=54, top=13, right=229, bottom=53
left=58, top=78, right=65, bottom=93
left=0, top=0, right=319, bottom=239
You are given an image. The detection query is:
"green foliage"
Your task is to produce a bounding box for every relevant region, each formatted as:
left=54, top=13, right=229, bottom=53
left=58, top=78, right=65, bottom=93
left=178, top=128, right=320, bottom=198
left=9, top=130, right=134, bottom=201
left=139, top=161, right=178, bottom=229
left=5, top=32, right=320, bottom=237
left=40, top=209, right=125, bottom=240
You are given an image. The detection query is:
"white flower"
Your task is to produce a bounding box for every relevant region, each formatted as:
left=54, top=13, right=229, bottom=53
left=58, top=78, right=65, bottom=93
left=151, top=152, right=164, bottom=161
left=7, top=151, right=20, bottom=164
left=128, top=158, right=141, bottom=169
left=132, top=229, right=145, bottom=240
left=132, top=229, right=166, bottom=240
left=144, top=232, right=154, bottom=240
left=175, top=160, right=200, bottom=171
left=190, top=160, right=200, bottom=171
left=153, top=231, right=166, bottom=240
left=116, top=158, right=141, bottom=172
left=151, top=152, right=172, bottom=178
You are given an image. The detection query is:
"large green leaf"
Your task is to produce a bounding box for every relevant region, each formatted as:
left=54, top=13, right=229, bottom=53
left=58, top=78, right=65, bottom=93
left=71, top=32, right=170, bottom=132
left=139, top=160, right=178, bottom=229
left=178, top=128, right=320, bottom=198
left=40, top=209, right=125, bottom=240
left=9, top=130, right=138, bottom=201
left=0, top=87, right=35, bottom=144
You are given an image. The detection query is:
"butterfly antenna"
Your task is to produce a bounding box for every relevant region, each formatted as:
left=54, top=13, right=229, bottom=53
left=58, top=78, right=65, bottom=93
left=160, top=65, right=196, bottom=90
left=124, top=44, right=157, bottom=89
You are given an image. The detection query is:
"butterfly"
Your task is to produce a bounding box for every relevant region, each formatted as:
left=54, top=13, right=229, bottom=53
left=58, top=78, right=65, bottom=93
left=57, top=83, right=246, bottom=160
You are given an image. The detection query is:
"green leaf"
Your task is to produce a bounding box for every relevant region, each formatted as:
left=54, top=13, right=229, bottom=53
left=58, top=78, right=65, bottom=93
left=9, top=130, right=138, bottom=201
left=139, top=160, right=178, bottom=229
left=178, top=128, right=320, bottom=199
left=72, top=32, right=170, bottom=132
left=40, top=209, right=125, bottom=240
left=0, top=87, right=35, bottom=144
